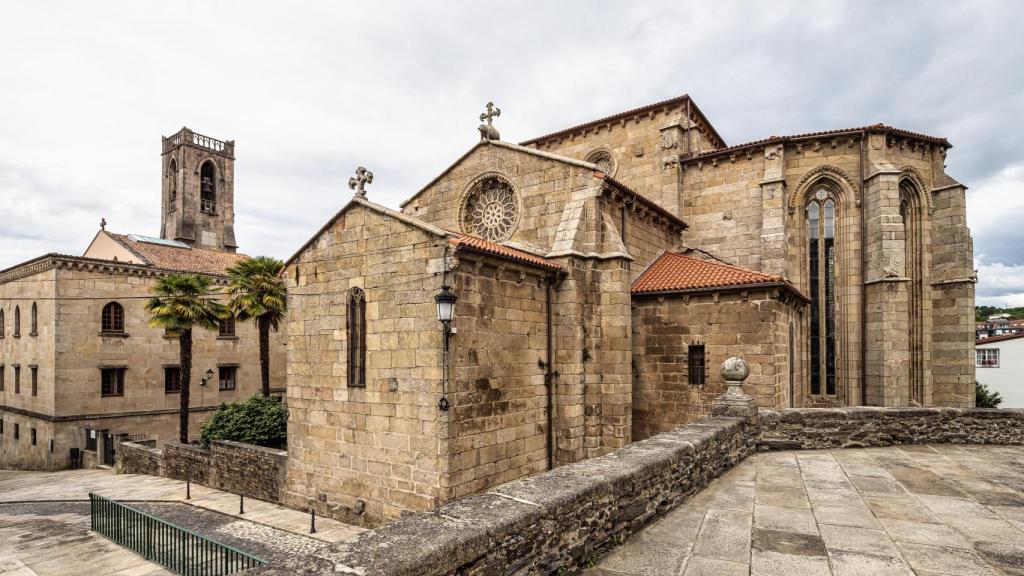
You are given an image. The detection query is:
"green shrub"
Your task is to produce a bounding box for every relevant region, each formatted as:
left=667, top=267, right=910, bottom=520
left=200, top=394, right=288, bottom=448
left=975, top=381, right=1003, bottom=409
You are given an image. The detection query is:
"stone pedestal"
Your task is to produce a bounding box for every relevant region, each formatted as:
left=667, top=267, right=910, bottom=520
left=712, top=357, right=758, bottom=425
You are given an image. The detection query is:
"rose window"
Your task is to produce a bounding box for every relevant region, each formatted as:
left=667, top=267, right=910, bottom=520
left=461, top=177, right=519, bottom=242
left=586, top=149, right=616, bottom=177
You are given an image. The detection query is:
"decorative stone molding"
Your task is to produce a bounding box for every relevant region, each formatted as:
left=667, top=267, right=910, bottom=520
left=898, top=165, right=933, bottom=214
left=788, top=164, right=860, bottom=214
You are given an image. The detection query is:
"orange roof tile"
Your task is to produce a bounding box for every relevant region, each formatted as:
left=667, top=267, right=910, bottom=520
left=109, top=233, right=248, bottom=276
left=633, top=251, right=803, bottom=297
left=448, top=233, right=563, bottom=272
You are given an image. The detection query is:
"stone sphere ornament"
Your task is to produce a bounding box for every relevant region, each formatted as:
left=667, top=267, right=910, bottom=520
left=721, top=356, right=749, bottom=387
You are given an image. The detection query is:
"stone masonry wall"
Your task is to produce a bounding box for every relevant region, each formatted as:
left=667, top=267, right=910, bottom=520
left=757, top=407, right=1023, bottom=450
left=117, top=441, right=164, bottom=476
left=163, top=441, right=212, bottom=484
left=210, top=440, right=287, bottom=502
left=448, top=254, right=553, bottom=500
left=248, top=415, right=754, bottom=576
left=283, top=203, right=447, bottom=524
left=632, top=289, right=805, bottom=441
left=118, top=439, right=287, bottom=504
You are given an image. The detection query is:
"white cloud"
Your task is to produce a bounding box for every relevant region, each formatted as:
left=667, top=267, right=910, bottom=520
left=0, top=0, right=1022, bottom=295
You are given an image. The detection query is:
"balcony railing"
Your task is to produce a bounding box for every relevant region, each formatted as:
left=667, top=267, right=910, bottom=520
left=162, top=128, right=235, bottom=156
left=201, top=199, right=217, bottom=215
left=90, top=493, right=264, bottom=575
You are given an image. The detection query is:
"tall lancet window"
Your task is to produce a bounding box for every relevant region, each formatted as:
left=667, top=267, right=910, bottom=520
left=200, top=161, right=217, bottom=214
left=900, top=181, right=924, bottom=404
left=807, top=191, right=837, bottom=395
left=347, top=287, right=366, bottom=388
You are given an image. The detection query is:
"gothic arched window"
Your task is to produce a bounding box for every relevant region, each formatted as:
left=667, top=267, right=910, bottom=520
left=13, top=305, right=20, bottom=338
left=807, top=191, right=837, bottom=395
left=168, top=158, right=178, bottom=206
left=101, top=302, right=125, bottom=334
left=200, top=161, right=217, bottom=214
left=30, top=302, right=37, bottom=336
left=900, top=180, right=925, bottom=404
left=347, top=288, right=366, bottom=388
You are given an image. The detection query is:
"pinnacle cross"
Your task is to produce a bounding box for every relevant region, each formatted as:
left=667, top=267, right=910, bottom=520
left=100, top=218, right=106, bottom=231
left=480, top=102, right=500, bottom=126
left=478, top=102, right=501, bottom=141
left=348, top=166, right=374, bottom=198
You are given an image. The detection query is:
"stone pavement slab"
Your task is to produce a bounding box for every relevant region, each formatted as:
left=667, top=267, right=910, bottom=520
left=587, top=445, right=1024, bottom=576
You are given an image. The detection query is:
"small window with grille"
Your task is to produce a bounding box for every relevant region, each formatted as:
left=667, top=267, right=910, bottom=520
left=688, top=344, right=706, bottom=386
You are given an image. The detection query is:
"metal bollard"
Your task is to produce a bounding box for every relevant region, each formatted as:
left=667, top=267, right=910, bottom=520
left=239, top=494, right=245, bottom=515
left=310, top=508, right=316, bottom=534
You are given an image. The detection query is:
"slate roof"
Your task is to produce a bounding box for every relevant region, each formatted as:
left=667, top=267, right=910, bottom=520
left=108, top=233, right=248, bottom=276
left=449, top=232, right=563, bottom=272
left=632, top=251, right=805, bottom=299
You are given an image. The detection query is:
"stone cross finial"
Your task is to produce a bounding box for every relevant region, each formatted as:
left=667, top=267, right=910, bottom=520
left=348, top=167, right=374, bottom=198
left=478, top=102, right=501, bottom=141
left=100, top=218, right=106, bottom=231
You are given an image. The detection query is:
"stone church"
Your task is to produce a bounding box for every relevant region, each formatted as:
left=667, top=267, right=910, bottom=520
left=282, top=94, right=976, bottom=524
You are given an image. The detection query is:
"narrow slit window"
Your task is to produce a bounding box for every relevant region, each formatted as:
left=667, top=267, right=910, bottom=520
left=347, top=288, right=367, bottom=388
left=688, top=344, right=706, bottom=386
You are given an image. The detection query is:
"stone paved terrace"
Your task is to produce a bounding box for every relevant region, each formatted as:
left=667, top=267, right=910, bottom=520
left=0, top=468, right=365, bottom=575
left=587, top=444, right=1024, bottom=576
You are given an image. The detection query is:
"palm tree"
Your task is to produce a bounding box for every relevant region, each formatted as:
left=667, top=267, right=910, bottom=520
left=145, top=274, right=224, bottom=443
left=225, top=256, right=287, bottom=397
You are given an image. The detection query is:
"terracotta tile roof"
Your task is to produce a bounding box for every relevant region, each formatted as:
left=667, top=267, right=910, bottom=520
left=109, top=233, right=248, bottom=276
left=977, top=332, right=1024, bottom=345
left=633, top=251, right=805, bottom=299
left=448, top=233, right=563, bottom=272
left=683, top=124, right=951, bottom=163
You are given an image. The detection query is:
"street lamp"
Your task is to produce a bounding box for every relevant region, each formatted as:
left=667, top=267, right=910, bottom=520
left=201, top=368, right=215, bottom=386
left=435, top=283, right=457, bottom=412
left=434, top=284, right=457, bottom=326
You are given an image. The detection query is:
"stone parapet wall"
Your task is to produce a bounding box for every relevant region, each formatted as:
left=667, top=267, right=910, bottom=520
left=118, top=439, right=287, bottom=504
left=163, top=442, right=212, bottom=484
left=757, top=407, right=1024, bottom=450
left=250, top=416, right=754, bottom=576
left=210, top=440, right=287, bottom=502
left=117, top=441, right=164, bottom=476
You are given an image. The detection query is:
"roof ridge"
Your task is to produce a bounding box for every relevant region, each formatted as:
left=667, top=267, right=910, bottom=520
left=669, top=251, right=782, bottom=280
left=518, top=93, right=726, bottom=149
left=682, top=123, right=951, bottom=163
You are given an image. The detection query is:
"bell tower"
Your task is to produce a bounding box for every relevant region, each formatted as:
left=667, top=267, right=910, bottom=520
left=160, top=127, right=238, bottom=252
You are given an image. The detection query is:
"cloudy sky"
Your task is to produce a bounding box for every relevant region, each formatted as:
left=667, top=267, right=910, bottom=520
left=1, top=1, right=1021, bottom=305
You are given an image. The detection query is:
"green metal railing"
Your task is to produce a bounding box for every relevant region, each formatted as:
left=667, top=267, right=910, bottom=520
left=89, top=493, right=265, bottom=575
